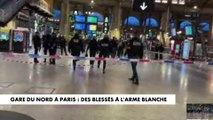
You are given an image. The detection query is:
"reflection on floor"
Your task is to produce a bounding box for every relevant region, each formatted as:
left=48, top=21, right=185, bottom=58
left=0, top=58, right=213, bottom=120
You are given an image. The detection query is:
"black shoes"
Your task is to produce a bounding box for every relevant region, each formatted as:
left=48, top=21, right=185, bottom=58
left=34, top=60, right=39, bottom=64
left=133, top=80, right=139, bottom=85
left=129, top=77, right=139, bottom=85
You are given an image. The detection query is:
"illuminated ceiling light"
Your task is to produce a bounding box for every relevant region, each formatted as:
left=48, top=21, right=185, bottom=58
left=162, top=0, right=168, bottom=3
left=155, top=0, right=161, bottom=3
left=193, top=5, right=198, bottom=9
left=74, top=10, right=78, bottom=15
left=185, top=14, right=191, bottom=17
left=91, top=0, right=94, bottom=4
left=177, top=31, right=182, bottom=34
left=179, top=0, right=185, bottom=5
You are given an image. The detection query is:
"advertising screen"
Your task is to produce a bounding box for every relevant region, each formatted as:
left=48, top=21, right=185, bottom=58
left=171, top=28, right=176, bottom=36
left=87, top=16, right=98, bottom=23
left=185, top=26, right=193, bottom=36
left=182, top=40, right=190, bottom=59
left=1, top=33, right=8, bottom=40
left=75, top=23, right=85, bottom=30
left=87, top=25, right=97, bottom=31
left=175, top=44, right=180, bottom=54
left=75, top=15, right=86, bottom=23
left=14, top=32, right=23, bottom=42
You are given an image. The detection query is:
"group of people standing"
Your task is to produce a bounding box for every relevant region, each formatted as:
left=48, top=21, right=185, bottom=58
left=32, top=32, right=144, bottom=85
left=32, top=32, right=67, bottom=65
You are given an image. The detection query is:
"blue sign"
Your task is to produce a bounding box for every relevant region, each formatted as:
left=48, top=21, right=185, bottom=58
left=14, top=33, right=23, bottom=42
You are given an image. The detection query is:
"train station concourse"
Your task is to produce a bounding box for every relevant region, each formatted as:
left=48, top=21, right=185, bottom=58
left=0, top=0, right=213, bottom=120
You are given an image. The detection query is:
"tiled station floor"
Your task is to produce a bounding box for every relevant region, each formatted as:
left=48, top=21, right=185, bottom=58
left=0, top=56, right=213, bottom=120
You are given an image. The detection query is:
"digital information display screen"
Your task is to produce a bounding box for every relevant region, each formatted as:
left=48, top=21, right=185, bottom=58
left=75, top=15, right=86, bottom=23
left=87, top=25, right=97, bottom=31
left=185, top=26, right=193, bottom=36
left=87, top=16, right=98, bottom=24
left=74, top=23, right=85, bottom=30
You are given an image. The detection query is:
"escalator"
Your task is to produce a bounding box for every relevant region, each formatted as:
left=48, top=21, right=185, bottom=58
left=0, top=0, right=27, bottom=26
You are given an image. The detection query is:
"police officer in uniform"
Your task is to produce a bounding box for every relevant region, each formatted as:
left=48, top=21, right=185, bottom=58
left=42, top=34, right=50, bottom=63
left=59, top=35, right=68, bottom=55
left=68, top=34, right=84, bottom=70
left=32, top=32, right=41, bottom=63
left=127, top=33, right=143, bottom=85
left=86, top=37, right=98, bottom=67
left=49, top=33, right=57, bottom=65
left=98, top=35, right=112, bottom=74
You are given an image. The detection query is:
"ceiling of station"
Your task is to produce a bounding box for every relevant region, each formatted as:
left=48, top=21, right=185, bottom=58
left=53, top=0, right=213, bottom=15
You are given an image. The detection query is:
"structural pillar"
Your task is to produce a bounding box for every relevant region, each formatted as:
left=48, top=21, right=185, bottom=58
left=111, top=0, right=122, bottom=39
left=210, top=17, right=213, bottom=46
left=59, top=0, right=70, bottom=39
left=160, top=6, right=171, bottom=47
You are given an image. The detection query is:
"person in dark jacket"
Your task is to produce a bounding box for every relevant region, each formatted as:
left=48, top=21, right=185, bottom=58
left=42, top=34, right=50, bottom=63
left=59, top=35, right=67, bottom=55
left=49, top=33, right=57, bottom=65
left=32, top=32, right=41, bottom=63
left=97, top=35, right=112, bottom=74
left=127, top=33, right=143, bottom=85
left=68, top=34, right=84, bottom=71
left=155, top=41, right=164, bottom=60
left=86, top=37, right=98, bottom=67
left=117, top=40, right=125, bottom=58
left=110, top=37, right=118, bottom=58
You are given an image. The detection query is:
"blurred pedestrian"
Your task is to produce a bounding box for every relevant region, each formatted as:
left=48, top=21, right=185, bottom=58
left=59, top=35, right=67, bottom=55
left=86, top=37, right=98, bottom=67
left=68, top=34, right=84, bottom=71
left=32, top=32, right=41, bottom=63
left=127, top=33, right=143, bottom=85
left=49, top=33, right=57, bottom=65
left=98, top=35, right=112, bottom=74
left=110, top=37, right=118, bottom=58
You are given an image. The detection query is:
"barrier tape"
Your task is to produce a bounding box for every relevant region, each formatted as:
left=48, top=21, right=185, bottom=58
left=0, top=52, right=213, bottom=66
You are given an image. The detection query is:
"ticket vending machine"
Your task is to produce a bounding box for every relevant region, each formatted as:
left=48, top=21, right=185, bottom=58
left=0, top=28, right=11, bottom=52
left=12, top=29, right=29, bottom=53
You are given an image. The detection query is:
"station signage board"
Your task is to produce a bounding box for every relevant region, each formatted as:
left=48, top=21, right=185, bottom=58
left=133, top=0, right=155, bottom=12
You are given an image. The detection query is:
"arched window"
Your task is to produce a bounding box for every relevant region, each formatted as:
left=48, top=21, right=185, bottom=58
left=180, top=21, right=191, bottom=29
left=124, top=16, right=140, bottom=26
left=91, top=12, right=104, bottom=22
left=144, top=18, right=159, bottom=28
left=199, top=22, right=210, bottom=32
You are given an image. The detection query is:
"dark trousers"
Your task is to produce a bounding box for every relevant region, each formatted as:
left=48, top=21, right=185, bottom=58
left=49, top=48, right=57, bottom=64
left=155, top=52, right=163, bottom=60
left=111, top=48, right=117, bottom=58
left=90, top=51, right=96, bottom=65
left=72, top=53, right=80, bottom=70
left=98, top=53, right=108, bottom=71
left=60, top=45, right=67, bottom=55
left=34, top=47, right=39, bottom=62
left=117, top=48, right=123, bottom=58
left=131, top=61, right=138, bottom=81
left=43, top=47, right=48, bottom=62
